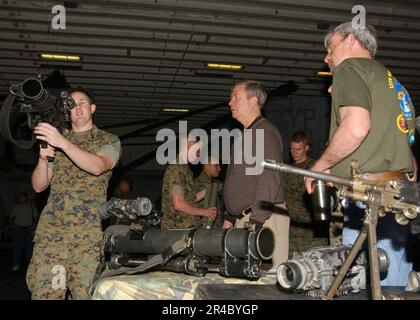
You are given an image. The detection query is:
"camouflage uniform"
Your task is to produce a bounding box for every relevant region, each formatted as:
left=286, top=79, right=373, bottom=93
left=284, top=158, right=328, bottom=257
left=329, top=204, right=344, bottom=246
left=161, top=164, right=202, bottom=229
left=193, top=172, right=211, bottom=195
left=92, top=270, right=277, bottom=300
left=26, top=126, right=121, bottom=300
left=193, top=172, right=223, bottom=229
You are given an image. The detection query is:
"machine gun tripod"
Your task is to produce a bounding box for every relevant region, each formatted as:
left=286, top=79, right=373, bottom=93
left=262, top=159, right=420, bottom=300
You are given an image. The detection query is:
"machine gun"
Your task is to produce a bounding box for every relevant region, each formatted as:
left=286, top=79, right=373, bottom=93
left=0, top=77, right=75, bottom=149
left=95, top=197, right=274, bottom=285
left=99, top=197, right=161, bottom=232
left=277, top=245, right=389, bottom=298
left=262, top=160, right=420, bottom=300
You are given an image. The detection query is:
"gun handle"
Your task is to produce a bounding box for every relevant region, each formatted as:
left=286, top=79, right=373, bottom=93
left=39, top=140, right=54, bottom=162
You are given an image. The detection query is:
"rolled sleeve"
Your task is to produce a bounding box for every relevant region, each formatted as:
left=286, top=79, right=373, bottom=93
left=169, top=184, right=185, bottom=197
left=99, top=140, right=121, bottom=169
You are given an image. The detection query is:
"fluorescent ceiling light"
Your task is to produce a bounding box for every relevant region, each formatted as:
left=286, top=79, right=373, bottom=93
left=40, top=54, right=81, bottom=62
left=206, top=63, right=243, bottom=70
left=317, top=71, right=332, bottom=76
left=161, top=108, right=190, bottom=113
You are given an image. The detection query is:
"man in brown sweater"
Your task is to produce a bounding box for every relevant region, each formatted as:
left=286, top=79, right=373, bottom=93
left=223, top=80, right=289, bottom=267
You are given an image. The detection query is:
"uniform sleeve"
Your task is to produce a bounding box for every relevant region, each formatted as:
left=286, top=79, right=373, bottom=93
left=333, top=64, right=372, bottom=112
left=98, top=136, right=122, bottom=169
left=167, top=166, right=187, bottom=197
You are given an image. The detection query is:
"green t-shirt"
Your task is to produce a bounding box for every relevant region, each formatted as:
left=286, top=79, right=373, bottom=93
left=330, top=58, right=414, bottom=178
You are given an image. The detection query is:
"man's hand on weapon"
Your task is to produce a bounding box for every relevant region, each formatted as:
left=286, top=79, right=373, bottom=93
left=34, top=122, right=68, bottom=150
left=202, top=207, right=217, bottom=221
left=304, top=164, right=331, bottom=194
left=222, top=220, right=234, bottom=229
left=38, top=143, right=55, bottom=161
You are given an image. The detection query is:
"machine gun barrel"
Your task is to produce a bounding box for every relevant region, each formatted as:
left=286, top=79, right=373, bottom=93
left=262, top=159, right=354, bottom=187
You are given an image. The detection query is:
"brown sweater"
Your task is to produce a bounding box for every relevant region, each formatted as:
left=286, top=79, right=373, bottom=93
left=223, top=116, right=285, bottom=224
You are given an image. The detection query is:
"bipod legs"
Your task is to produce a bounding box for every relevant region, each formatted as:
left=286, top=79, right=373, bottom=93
left=321, top=204, right=382, bottom=300
left=321, top=225, right=368, bottom=300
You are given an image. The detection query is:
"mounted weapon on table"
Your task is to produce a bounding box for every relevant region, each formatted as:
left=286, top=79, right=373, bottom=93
left=262, top=159, right=420, bottom=300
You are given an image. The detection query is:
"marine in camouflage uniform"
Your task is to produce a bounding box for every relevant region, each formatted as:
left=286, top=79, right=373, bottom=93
left=329, top=204, right=344, bottom=246
left=284, top=158, right=329, bottom=257
left=160, top=163, right=203, bottom=229
left=26, top=90, right=121, bottom=300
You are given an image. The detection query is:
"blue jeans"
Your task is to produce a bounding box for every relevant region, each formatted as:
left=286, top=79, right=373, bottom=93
left=12, top=226, right=33, bottom=267
left=342, top=199, right=413, bottom=286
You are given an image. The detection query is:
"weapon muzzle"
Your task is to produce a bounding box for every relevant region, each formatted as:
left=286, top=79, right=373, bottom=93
left=262, top=159, right=282, bottom=172
left=277, top=261, right=304, bottom=290
left=22, top=78, right=44, bottom=100
left=254, top=227, right=275, bottom=260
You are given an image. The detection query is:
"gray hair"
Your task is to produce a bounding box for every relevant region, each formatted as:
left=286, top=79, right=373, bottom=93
left=232, top=80, right=267, bottom=107
left=324, top=22, right=377, bottom=57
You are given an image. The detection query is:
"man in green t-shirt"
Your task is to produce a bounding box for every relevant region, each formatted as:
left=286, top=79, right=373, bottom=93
left=304, top=22, right=416, bottom=286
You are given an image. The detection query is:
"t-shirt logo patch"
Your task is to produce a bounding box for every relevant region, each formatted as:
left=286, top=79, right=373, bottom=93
left=397, top=114, right=408, bottom=133
left=387, top=70, right=394, bottom=89
left=391, top=73, right=415, bottom=145
left=394, top=78, right=414, bottom=120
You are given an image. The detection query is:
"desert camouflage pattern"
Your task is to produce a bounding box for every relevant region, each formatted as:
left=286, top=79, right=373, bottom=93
left=26, top=126, right=121, bottom=299
left=161, top=164, right=202, bottom=229
left=284, top=158, right=328, bottom=257
left=329, top=205, right=344, bottom=246
left=193, top=172, right=211, bottom=197
left=91, top=270, right=277, bottom=300
left=26, top=240, right=101, bottom=299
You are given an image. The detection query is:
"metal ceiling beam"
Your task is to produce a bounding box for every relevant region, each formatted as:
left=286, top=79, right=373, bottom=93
left=119, top=102, right=228, bottom=141
left=121, top=111, right=232, bottom=171
left=98, top=118, right=159, bottom=130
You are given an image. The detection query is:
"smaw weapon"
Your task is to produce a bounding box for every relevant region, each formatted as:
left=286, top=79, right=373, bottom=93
left=0, top=77, right=75, bottom=149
